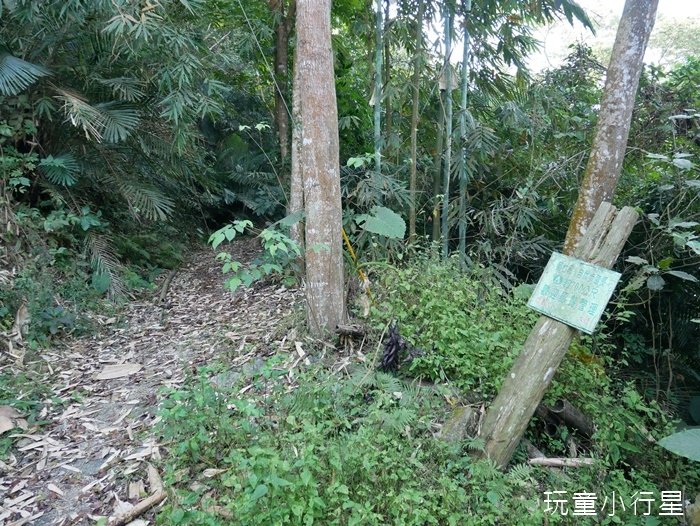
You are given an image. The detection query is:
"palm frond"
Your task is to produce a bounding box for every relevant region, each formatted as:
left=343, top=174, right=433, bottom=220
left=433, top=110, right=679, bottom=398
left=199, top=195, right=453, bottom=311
left=96, top=102, right=140, bottom=143
left=116, top=180, right=174, bottom=221
left=39, top=153, right=80, bottom=186
left=0, top=0, right=17, bottom=18
left=0, top=49, right=50, bottom=95
left=96, top=76, right=146, bottom=102
left=55, top=88, right=104, bottom=141
left=83, top=232, right=126, bottom=300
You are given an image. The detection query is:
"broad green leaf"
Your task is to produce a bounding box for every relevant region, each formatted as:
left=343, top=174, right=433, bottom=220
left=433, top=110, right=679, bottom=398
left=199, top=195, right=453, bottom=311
left=251, top=484, right=268, bottom=500
left=209, top=230, right=225, bottom=249
left=234, top=219, right=252, bottom=233
left=669, top=220, right=699, bottom=229
left=300, top=470, right=313, bottom=486
left=666, top=270, right=698, bottom=282
left=657, top=257, right=674, bottom=270
left=226, top=277, right=242, bottom=291
left=672, top=158, right=693, bottom=170
left=356, top=206, right=406, bottom=239
left=658, top=428, right=700, bottom=462
left=277, top=210, right=305, bottom=227
left=625, top=256, right=648, bottom=265
left=170, top=508, right=185, bottom=524
left=645, top=153, right=668, bottom=160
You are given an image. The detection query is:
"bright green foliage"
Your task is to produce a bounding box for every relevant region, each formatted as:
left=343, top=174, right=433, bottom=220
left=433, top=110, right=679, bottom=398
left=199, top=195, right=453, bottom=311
left=0, top=370, right=61, bottom=459
left=156, top=358, right=699, bottom=526
left=369, top=254, right=538, bottom=397
left=157, top=364, right=544, bottom=526
left=0, top=0, right=235, bottom=221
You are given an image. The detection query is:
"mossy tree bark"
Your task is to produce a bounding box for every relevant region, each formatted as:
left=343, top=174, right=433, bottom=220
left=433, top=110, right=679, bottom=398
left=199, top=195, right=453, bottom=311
left=563, top=0, right=658, bottom=254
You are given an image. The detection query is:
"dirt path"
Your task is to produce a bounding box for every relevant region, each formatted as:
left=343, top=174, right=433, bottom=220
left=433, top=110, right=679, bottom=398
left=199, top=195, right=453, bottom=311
left=0, top=240, right=303, bottom=525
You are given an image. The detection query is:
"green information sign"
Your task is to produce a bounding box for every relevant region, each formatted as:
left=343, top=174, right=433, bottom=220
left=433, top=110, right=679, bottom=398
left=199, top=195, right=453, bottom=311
left=527, top=252, right=621, bottom=334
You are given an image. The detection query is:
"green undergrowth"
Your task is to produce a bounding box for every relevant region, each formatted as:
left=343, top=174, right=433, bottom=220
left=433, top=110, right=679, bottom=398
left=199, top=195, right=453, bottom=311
left=0, top=205, right=187, bottom=346
left=0, top=368, right=71, bottom=459
left=156, top=361, right=698, bottom=526
left=155, top=257, right=698, bottom=525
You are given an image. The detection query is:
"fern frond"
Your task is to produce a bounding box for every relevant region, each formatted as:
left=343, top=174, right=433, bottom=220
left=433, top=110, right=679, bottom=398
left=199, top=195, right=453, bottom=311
left=0, top=49, right=50, bottom=95
left=507, top=463, right=534, bottom=486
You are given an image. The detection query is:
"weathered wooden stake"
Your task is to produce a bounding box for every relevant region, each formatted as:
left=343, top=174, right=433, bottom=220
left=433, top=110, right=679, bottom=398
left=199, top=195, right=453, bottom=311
left=478, top=202, right=638, bottom=468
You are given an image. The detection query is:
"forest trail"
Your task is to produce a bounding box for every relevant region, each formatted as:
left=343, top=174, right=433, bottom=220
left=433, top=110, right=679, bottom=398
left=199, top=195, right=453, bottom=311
left=1, top=239, right=303, bottom=525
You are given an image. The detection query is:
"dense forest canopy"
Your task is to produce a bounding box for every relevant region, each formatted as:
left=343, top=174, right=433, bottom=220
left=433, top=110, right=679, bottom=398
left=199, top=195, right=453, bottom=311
left=1, top=0, right=700, bottom=524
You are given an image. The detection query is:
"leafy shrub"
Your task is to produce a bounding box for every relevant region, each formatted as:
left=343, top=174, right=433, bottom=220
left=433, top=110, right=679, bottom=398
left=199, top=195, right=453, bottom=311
left=112, top=228, right=186, bottom=270
left=210, top=218, right=302, bottom=291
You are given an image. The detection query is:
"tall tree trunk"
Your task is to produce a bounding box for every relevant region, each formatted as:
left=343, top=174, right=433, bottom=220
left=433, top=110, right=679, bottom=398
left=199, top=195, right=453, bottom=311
left=457, top=0, right=471, bottom=266
left=269, top=0, right=293, bottom=164
left=563, top=0, right=658, bottom=254
left=289, top=47, right=304, bottom=247
left=440, top=5, right=453, bottom=258
left=408, top=0, right=424, bottom=243
left=476, top=0, right=658, bottom=469
left=373, top=0, right=383, bottom=177
left=383, top=0, right=392, bottom=156
left=293, top=0, right=345, bottom=336
left=432, top=91, right=445, bottom=243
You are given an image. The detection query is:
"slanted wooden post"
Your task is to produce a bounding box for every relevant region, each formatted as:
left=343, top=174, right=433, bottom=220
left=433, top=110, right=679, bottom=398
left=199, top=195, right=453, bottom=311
left=478, top=202, right=638, bottom=468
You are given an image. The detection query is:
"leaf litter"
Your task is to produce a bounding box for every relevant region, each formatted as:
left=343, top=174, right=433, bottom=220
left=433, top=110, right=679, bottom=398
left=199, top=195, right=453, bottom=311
left=0, top=239, right=304, bottom=525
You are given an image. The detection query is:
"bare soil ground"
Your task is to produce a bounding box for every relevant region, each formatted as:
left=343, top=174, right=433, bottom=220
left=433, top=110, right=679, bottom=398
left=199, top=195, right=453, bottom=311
left=0, top=239, right=303, bottom=525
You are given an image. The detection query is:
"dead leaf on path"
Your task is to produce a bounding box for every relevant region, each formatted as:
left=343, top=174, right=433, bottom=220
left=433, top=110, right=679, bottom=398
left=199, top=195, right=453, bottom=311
left=0, top=405, right=21, bottom=419
left=0, top=406, right=24, bottom=435
left=202, top=468, right=226, bottom=478
left=0, top=415, right=15, bottom=434
left=94, top=363, right=142, bottom=380
left=113, top=497, right=134, bottom=516
left=128, top=480, right=146, bottom=500
left=47, top=483, right=64, bottom=496
left=147, top=463, right=163, bottom=494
